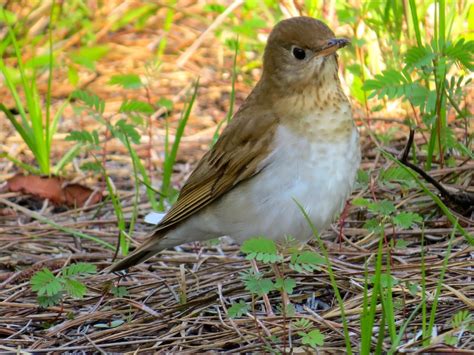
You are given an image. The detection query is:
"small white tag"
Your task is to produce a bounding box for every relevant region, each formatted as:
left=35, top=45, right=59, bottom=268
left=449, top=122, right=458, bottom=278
left=144, top=212, right=166, bottom=225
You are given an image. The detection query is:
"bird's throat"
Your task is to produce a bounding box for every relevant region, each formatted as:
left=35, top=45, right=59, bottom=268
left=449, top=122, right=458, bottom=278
left=272, top=81, right=354, bottom=142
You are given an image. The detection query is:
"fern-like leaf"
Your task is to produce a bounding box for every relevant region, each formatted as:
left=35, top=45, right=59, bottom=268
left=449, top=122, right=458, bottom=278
left=119, top=99, right=154, bottom=114
left=63, top=262, right=97, bottom=277
left=71, top=90, right=105, bottom=114
left=362, top=69, right=409, bottom=99
left=64, top=278, right=87, bottom=298
left=65, top=130, right=100, bottom=146
left=108, top=74, right=143, bottom=89
left=290, top=251, right=325, bottom=272
left=445, top=39, right=474, bottom=70
left=114, top=119, right=141, bottom=144
left=241, top=236, right=282, bottom=263
left=405, top=45, right=435, bottom=69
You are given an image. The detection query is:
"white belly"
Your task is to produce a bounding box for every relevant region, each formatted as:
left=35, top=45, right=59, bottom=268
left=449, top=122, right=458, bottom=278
left=173, top=124, right=360, bottom=245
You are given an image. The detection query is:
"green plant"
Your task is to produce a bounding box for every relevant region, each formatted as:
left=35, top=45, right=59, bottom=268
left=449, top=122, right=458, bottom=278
left=299, top=329, right=325, bottom=349
left=362, top=0, right=473, bottom=168
left=382, top=150, right=473, bottom=245
left=443, top=310, right=473, bottom=346
left=155, top=0, right=176, bottom=60
left=352, top=179, right=461, bottom=353
left=159, top=80, right=199, bottom=210
left=66, top=89, right=151, bottom=255
left=67, top=79, right=199, bottom=253
left=0, top=4, right=80, bottom=175
left=228, top=299, right=249, bottom=318
left=422, top=225, right=456, bottom=346
left=212, top=40, right=239, bottom=145
left=353, top=193, right=427, bottom=353
left=30, top=262, right=97, bottom=307
left=295, top=201, right=353, bottom=354
left=111, top=285, right=129, bottom=298
left=233, top=236, right=326, bottom=350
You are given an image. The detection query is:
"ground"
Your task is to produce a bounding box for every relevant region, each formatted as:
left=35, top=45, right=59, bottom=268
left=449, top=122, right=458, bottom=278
left=0, top=1, right=473, bottom=353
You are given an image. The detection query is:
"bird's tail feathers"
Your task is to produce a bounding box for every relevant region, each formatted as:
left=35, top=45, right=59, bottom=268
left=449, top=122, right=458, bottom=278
left=109, top=248, right=159, bottom=272
left=108, top=232, right=168, bottom=272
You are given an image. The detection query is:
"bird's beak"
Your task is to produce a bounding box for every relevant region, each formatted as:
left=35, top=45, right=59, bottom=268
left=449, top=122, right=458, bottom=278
left=317, top=38, right=350, bottom=57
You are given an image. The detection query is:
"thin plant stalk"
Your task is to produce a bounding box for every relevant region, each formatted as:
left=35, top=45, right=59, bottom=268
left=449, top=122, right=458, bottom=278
left=213, top=40, right=238, bottom=145
left=360, top=226, right=386, bottom=354
left=159, top=80, right=199, bottom=211
left=295, top=199, right=353, bottom=354
left=121, top=132, right=140, bottom=246
left=424, top=223, right=456, bottom=345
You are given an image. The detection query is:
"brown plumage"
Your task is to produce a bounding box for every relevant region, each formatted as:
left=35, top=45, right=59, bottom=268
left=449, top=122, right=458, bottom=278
left=110, top=16, right=356, bottom=272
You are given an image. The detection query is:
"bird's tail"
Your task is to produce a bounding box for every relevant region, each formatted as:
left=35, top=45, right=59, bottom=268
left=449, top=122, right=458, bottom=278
left=109, top=248, right=159, bottom=272
left=108, top=232, right=169, bottom=272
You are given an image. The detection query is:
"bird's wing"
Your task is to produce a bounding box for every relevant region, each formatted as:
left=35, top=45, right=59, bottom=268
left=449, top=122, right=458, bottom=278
left=155, top=101, right=278, bottom=232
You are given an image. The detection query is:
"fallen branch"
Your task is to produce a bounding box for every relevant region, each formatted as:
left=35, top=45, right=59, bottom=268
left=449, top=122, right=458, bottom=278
left=398, top=129, right=474, bottom=216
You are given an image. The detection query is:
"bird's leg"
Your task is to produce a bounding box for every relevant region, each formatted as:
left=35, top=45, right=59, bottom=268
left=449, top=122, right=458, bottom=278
left=250, top=259, right=274, bottom=316
left=337, top=200, right=351, bottom=250
left=271, top=263, right=290, bottom=308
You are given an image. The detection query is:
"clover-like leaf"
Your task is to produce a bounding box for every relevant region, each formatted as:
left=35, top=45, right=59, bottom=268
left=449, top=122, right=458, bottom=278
left=243, top=273, right=275, bottom=297
left=368, top=200, right=396, bottom=216
left=31, top=268, right=63, bottom=297
left=228, top=300, right=249, bottom=318
left=111, top=286, right=129, bottom=298
left=64, top=278, right=87, bottom=299
left=299, top=329, right=325, bottom=348
left=274, top=277, right=296, bottom=294
left=37, top=293, right=63, bottom=307
left=393, top=212, right=422, bottom=229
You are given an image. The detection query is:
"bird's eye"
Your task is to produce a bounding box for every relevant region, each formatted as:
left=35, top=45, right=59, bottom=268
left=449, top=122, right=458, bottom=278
left=292, top=47, right=306, bottom=60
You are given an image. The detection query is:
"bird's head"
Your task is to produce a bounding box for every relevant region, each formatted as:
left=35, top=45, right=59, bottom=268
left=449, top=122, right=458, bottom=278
left=262, top=17, right=349, bottom=91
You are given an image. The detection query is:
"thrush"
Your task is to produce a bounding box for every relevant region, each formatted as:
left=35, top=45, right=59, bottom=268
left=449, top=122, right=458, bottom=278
left=111, top=16, right=360, bottom=272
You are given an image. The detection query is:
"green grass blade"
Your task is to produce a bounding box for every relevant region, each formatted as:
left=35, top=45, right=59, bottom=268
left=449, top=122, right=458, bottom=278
left=382, top=249, right=396, bottom=343
left=0, top=16, right=29, bottom=124
left=294, top=199, right=353, bottom=354
left=408, top=0, right=422, bottom=46
left=421, top=229, right=428, bottom=341
left=438, top=0, right=446, bottom=51
left=389, top=302, right=423, bottom=353
left=120, top=132, right=141, bottom=241
left=426, top=126, right=437, bottom=170
left=364, top=230, right=385, bottom=353
left=49, top=99, right=69, bottom=146
left=426, top=223, right=456, bottom=344
left=160, top=80, right=199, bottom=209
left=134, top=152, right=159, bottom=210
left=375, top=309, right=386, bottom=354
left=52, top=143, right=82, bottom=175
left=156, top=0, right=176, bottom=60
left=3, top=17, right=48, bottom=174
left=360, top=258, right=373, bottom=353
left=45, top=1, right=55, bottom=153
left=0, top=152, right=41, bottom=175
left=103, top=172, right=127, bottom=255
left=0, top=57, right=35, bottom=145
left=0, top=197, right=114, bottom=250
left=213, top=40, right=238, bottom=145
left=0, top=103, right=34, bottom=150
